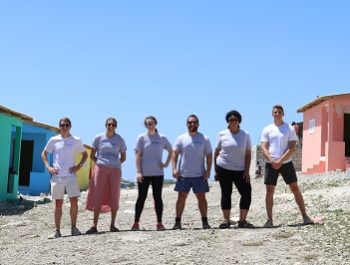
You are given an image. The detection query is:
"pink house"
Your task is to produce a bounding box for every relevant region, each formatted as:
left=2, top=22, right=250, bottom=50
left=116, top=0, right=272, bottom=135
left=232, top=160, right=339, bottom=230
left=297, top=93, right=350, bottom=174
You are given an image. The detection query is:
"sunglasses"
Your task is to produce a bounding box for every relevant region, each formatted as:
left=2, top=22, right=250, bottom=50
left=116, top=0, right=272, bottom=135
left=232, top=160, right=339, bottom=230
left=107, top=123, right=116, bottom=127
left=187, top=121, right=198, bottom=125
left=59, top=124, right=70, bottom=128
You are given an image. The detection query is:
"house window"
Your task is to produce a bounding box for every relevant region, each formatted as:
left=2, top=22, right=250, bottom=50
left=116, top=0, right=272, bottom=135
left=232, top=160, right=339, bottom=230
left=309, top=118, right=316, bottom=134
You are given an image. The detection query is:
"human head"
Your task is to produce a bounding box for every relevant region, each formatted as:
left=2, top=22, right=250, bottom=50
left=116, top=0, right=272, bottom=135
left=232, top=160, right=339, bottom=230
left=144, top=116, right=158, bottom=127
left=58, top=117, right=71, bottom=128
left=225, top=110, right=242, bottom=123
left=144, top=115, right=158, bottom=133
left=105, top=117, right=117, bottom=129
left=272, top=105, right=284, bottom=115
left=186, top=114, right=199, bottom=133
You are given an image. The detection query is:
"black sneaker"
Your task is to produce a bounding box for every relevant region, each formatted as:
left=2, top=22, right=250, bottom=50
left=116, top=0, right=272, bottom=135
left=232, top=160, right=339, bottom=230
left=202, top=222, right=211, bottom=229
left=172, top=222, right=182, bottom=230
left=238, top=220, right=254, bottom=228
left=86, top=227, right=98, bottom=234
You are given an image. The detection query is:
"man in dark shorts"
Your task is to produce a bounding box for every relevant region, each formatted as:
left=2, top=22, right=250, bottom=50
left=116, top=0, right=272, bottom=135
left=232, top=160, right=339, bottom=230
left=260, top=105, right=313, bottom=228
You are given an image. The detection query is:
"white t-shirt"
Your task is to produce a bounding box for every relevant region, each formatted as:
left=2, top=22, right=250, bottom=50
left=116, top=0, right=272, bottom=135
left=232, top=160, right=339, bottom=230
left=44, top=134, right=85, bottom=178
left=260, top=122, right=297, bottom=164
left=215, top=129, right=251, bottom=171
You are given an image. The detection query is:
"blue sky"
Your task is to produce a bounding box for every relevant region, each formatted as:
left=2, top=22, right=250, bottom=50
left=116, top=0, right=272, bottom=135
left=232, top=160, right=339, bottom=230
left=1, top=1, right=349, bottom=180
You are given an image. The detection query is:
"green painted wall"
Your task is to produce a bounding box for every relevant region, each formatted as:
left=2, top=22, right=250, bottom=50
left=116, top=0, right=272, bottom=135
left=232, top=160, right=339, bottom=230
left=0, top=113, right=22, bottom=200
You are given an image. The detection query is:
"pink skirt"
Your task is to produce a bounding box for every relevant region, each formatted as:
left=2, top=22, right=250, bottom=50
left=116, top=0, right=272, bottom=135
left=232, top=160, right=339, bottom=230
left=86, top=164, right=122, bottom=213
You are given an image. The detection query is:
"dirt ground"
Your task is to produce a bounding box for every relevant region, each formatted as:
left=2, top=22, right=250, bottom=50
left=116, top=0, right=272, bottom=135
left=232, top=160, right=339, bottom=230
left=1, top=171, right=349, bottom=265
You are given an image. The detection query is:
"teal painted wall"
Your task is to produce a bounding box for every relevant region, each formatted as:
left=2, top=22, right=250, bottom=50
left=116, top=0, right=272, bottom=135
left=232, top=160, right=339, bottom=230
left=0, top=113, right=22, bottom=200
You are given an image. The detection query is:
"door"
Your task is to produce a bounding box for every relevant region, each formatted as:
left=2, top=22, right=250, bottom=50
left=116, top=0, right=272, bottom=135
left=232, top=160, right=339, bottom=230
left=19, top=140, right=34, bottom=186
left=344, top=114, right=350, bottom=156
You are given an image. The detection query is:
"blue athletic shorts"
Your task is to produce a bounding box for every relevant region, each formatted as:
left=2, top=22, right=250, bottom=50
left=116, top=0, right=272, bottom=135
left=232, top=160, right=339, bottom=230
left=174, top=176, right=209, bottom=193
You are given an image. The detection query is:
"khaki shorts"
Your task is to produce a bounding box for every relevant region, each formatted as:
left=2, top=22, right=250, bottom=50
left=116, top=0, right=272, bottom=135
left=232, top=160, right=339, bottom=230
left=51, top=176, right=81, bottom=200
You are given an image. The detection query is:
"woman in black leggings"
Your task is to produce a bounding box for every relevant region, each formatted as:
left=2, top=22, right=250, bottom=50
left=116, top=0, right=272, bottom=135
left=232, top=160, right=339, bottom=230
left=131, top=116, right=173, bottom=231
left=214, top=110, right=253, bottom=228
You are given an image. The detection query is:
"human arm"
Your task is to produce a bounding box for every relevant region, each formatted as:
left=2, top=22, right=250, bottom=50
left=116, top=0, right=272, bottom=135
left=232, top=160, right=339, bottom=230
left=243, top=149, right=251, bottom=183
left=41, top=150, right=59, bottom=175
left=120, top=151, right=126, bottom=163
left=69, top=150, right=88, bottom=174
left=204, top=152, right=212, bottom=180
left=214, top=148, right=220, bottom=181
left=160, top=147, right=173, bottom=168
left=135, top=150, right=143, bottom=183
left=172, top=149, right=180, bottom=179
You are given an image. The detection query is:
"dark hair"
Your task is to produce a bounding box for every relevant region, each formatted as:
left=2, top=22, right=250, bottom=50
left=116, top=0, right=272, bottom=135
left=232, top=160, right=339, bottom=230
left=272, top=104, right=284, bottom=115
left=187, top=114, right=199, bottom=124
left=144, top=116, right=158, bottom=126
left=59, top=117, right=71, bottom=126
left=105, top=117, right=117, bottom=127
left=144, top=115, right=158, bottom=133
left=225, top=110, right=242, bottom=123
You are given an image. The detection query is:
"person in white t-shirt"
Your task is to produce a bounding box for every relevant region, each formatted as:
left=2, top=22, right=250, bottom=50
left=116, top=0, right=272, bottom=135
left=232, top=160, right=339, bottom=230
left=214, top=110, right=253, bottom=229
left=42, top=117, right=88, bottom=239
left=260, top=105, right=313, bottom=228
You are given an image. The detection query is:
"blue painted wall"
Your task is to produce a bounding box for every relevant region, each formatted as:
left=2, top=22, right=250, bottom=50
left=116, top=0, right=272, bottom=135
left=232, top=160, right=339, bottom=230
left=18, top=123, right=57, bottom=195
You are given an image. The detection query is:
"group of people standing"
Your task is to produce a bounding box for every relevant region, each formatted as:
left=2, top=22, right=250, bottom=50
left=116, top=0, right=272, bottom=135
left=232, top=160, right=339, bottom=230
left=41, top=104, right=313, bottom=239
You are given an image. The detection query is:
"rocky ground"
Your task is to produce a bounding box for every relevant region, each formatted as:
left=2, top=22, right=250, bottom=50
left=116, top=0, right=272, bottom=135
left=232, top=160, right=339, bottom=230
left=0, top=171, right=349, bottom=265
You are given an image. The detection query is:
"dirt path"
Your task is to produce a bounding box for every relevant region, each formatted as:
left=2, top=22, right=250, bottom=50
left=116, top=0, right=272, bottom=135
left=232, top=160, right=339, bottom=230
left=1, top=172, right=349, bottom=265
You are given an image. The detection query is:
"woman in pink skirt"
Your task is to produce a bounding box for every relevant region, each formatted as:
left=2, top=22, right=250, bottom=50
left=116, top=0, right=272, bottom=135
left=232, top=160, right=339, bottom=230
left=86, top=117, right=127, bottom=233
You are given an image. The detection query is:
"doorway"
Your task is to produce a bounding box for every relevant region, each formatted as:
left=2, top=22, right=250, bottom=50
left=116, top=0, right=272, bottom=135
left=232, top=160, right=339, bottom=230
left=19, top=140, right=34, bottom=186
left=344, top=113, right=350, bottom=156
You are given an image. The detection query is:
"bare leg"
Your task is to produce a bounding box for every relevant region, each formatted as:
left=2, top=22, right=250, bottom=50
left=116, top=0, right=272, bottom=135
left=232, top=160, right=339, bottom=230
left=54, top=199, right=63, bottom=230
left=175, top=192, right=188, bottom=218
left=289, top=182, right=307, bottom=216
left=265, top=185, right=275, bottom=220
left=69, top=197, right=79, bottom=228
left=195, top=192, right=208, bottom=217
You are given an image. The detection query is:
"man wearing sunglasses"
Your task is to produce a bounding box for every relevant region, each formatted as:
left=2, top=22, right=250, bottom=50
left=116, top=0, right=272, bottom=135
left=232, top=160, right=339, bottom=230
left=42, top=117, right=88, bottom=239
left=172, top=114, right=212, bottom=230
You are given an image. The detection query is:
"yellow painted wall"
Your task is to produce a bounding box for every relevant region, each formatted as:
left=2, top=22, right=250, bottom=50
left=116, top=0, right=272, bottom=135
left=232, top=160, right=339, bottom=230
left=76, top=145, right=93, bottom=190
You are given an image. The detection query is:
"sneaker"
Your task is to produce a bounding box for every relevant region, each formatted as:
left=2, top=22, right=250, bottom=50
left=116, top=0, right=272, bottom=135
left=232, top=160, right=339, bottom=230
left=172, top=222, right=182, bottom=230
left=110, top=226, right=120, bottom=232
left=202, top=222, right=211, bottom=229
left=86, top=227, right=98, bottom=234
left=263, top=219, right=273, bottom=228
left=303, top=215, right=314, bottom=225
left=48, top=230, right=62, bottom=239
left=131, top=223, right=140, bottom=231
left=156, top=223, right=166, bottom=231
left=238, top=220, right=254, bottom=228
left=219, top=220, right=230, bottom=229
left=71, top=227, right=82, bottom=236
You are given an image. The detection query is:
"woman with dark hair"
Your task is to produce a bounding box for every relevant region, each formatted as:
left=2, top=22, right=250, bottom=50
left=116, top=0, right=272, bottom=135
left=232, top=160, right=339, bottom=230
left=131, top=116, right=173, bottom=231
left=86, top=117, right=127, bottom=233
left=214, top=110, right=254, bottom=228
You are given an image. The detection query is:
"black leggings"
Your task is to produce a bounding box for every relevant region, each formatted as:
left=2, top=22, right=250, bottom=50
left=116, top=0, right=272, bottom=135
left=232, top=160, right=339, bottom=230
left=217, top=166, right=251, bottom=210
left=134, top=175, right=164, bottom=223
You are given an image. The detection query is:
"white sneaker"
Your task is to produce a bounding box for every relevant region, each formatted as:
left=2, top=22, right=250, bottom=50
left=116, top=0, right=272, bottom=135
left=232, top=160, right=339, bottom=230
left=71, top=227, right=82, bottom=236
left=263, top=219, right=273, bottom=228
left=48, top=230, right=62, bottom=239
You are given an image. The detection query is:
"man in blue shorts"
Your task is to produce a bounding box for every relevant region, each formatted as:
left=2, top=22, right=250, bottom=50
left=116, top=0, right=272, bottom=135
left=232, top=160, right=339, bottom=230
left=261, top=105, right=313, bottom=228
left=172, top=114, right=212, bottom=229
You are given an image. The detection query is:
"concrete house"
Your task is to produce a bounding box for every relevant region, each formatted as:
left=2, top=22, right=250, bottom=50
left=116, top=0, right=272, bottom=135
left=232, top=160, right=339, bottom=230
left=297, top=93, right=350, bottom=174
